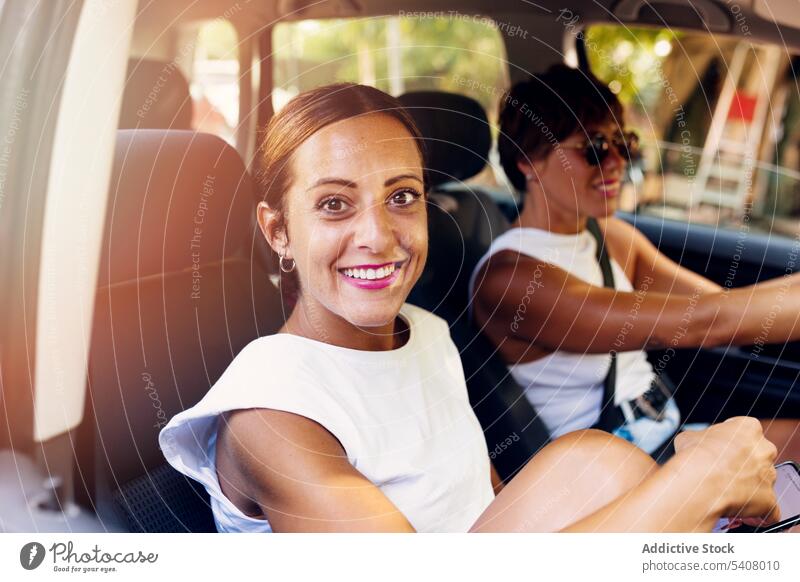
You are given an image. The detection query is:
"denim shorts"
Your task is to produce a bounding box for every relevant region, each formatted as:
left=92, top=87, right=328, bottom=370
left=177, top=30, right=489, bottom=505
left=611, top=398, right=682, bottom=455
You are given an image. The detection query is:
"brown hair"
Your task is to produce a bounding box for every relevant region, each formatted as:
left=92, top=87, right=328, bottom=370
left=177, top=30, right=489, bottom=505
left=498, top=65, right=624, bottom=193
left=256, top=83, right=426, bottom=302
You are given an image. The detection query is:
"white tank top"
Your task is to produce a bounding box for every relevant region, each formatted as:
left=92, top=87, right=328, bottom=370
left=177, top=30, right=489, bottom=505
left=158, top=303, right=494, bottom=533
left=468, top=227, right=655, bottom=437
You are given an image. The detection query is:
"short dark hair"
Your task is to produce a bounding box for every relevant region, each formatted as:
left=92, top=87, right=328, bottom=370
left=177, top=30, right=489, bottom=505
left=498, top=64, right=624, bottom=192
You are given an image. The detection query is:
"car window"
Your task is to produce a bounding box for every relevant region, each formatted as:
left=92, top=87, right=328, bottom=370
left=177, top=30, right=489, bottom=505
left=585, top=25, right=797, bottom=238
left=272, top=16, right=511, bottom=194
left=189, top=19, right=239, bottom=145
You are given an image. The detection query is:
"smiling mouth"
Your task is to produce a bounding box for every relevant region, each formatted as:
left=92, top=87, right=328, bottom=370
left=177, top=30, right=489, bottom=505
left=594, top=181, right=620, bottom=195
left=338, top=261, right=404, bottom=281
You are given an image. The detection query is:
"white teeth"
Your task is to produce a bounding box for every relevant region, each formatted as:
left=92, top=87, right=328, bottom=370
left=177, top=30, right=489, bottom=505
left=341, top=264, right=397, bottom=280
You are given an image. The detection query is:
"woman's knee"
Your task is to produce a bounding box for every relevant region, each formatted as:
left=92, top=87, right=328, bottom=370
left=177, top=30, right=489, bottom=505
left=472, top=429, right=657, bottom=532
left=544, top=429, right=657, bottom=488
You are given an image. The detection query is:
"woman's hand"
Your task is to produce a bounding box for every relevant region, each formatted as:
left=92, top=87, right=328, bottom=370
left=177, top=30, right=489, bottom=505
left=552, top=417, right=779, bottom=532
left=673, top=417, right=780, bottom=524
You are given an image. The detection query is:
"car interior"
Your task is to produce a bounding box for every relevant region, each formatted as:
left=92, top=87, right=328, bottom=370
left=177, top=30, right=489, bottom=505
left=2, top=0, right=800, bottom=532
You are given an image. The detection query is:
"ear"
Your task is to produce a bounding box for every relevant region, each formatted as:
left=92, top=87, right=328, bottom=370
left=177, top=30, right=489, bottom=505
left=256, top=201, right=290, bottom=258
left=516, top=156, right=548, bottom=185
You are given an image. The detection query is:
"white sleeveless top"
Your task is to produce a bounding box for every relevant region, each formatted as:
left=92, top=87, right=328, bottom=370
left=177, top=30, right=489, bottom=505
left=158, top=303, right=494, bottom=533
left=468, top=227, right=655, bottom=438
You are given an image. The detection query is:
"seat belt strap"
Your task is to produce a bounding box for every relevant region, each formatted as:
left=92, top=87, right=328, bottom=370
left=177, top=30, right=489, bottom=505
left=586, top=217, right=627, bottom=432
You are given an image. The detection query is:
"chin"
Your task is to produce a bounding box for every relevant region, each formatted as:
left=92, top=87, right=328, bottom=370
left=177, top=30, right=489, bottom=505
left=334, top=296, right=406, bottom=329
left=342, top=309, right=401, bottom=330
left=594, top=200, right=618, bottom=217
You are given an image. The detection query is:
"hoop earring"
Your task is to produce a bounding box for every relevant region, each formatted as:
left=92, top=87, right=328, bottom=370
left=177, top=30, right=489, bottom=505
left=279, top=255, right=296, bottom=273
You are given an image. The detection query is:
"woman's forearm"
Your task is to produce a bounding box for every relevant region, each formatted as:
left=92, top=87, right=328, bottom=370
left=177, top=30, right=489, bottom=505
left=680, top=273, right=800, bottom=350
left=551, top=276, right=800, bottom=353
left=722, top=273, right=800, bottom=346
left=498, top=262, right=800, bottom=354
left=560, top=450, right=726, bottom=532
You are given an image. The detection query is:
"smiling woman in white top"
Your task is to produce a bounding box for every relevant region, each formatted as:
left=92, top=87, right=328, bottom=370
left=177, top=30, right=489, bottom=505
left=472, top=64, right=800, bottom=464
left=160, top=83, right=780, bottom=533
left=470, top=226, right=660, bottom=439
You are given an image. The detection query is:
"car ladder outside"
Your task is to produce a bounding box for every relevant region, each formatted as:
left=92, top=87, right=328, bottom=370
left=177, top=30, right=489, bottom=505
left=695, top=42, right=783, bottom=213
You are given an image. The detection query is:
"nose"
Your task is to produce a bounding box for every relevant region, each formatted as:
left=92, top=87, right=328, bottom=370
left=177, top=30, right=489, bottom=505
left=603, top=139, right=626, bottom=173
left=351, top=200, right=395, bottom=253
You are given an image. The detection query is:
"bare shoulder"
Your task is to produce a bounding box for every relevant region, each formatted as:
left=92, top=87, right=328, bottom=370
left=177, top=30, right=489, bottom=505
left=597, top=216, right=649, bottom=245
left=597, top=215, right=632, bottom=232
left=475, top=248, right=554, bottom=281
left=597, top=216, right=654, bottom=273
left=473, top=249, right=553, bottom=303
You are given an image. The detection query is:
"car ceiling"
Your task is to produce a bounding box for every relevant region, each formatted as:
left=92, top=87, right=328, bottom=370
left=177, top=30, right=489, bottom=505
left=132, top=0, right=800, bottom=51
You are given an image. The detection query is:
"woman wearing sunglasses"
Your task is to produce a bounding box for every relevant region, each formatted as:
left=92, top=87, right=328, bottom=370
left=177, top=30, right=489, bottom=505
left=160, top=83, right=780, bottom=532
left=471, top=64, right=800, bottom=463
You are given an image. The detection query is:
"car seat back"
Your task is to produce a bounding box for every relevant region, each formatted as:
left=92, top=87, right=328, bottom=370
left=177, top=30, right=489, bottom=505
left=79, top=130, right=283, bottom=531
left=118, top=59, right=193, bottom=130
left=399, top=91, right=550, bottom=480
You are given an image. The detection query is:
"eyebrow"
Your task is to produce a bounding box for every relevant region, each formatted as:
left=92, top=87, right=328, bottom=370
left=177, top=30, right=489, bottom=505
left=306, top=174, right=423, bottom=192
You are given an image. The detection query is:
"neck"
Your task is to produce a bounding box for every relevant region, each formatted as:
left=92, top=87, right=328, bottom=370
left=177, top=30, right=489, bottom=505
left=283, top=296, right=406, bottom=351
left=512, top=185, right=587, bottom=234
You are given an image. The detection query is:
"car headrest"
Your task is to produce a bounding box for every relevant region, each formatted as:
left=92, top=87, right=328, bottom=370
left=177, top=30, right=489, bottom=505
left=100, top=130, right=255, bottom=286
left=397, top=91, right=491, bottom=188
left=119, top=59, right=193, bottom=129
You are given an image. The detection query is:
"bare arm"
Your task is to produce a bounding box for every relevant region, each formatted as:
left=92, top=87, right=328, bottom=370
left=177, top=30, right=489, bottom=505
left=220, top=410, right=776, bottom=533
left=473, top=251, right=800, bottom=354
left=601, top=217, right=721, bottom=294
left=217, top=408, right=415, bottom=532
left=608, top=217, right=800, bottom=348
left=490, top=462, right=504, bottom=494
left=560, top=450, right=724, bottom=532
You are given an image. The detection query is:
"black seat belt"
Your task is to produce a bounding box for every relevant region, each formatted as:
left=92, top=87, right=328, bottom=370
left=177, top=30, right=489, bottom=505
left=586, top=217, right=627, bottom=433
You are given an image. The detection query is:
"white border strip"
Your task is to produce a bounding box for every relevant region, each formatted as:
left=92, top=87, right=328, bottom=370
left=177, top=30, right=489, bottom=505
left=33, top=0, right=137, bottom=442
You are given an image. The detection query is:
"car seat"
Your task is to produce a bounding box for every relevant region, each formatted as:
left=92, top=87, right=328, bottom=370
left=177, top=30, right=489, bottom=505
left=77, top=130, right=283, bottom=531
left=398, top=91, right=550, bottom=480
left=118, top=59, right=194, bottom=130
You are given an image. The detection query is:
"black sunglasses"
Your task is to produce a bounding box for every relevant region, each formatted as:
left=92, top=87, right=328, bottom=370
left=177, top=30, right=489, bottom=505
left=561, top=131, right=641, bottom=166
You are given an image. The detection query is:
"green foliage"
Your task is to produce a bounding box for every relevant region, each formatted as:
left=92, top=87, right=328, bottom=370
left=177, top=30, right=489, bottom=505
left=197, top=19, right=238, bottom=60
left=273, top=16, right=506, bottom=116
left=585, top=25, right=682, bottom=113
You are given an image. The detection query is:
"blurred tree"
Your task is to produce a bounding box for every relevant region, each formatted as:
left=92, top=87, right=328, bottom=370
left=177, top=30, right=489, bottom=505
left=585, top=25, right=682, bottom=113
left=272, top=16, right=507, bottom=117
left=196, top=19, right=238, bottom=60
